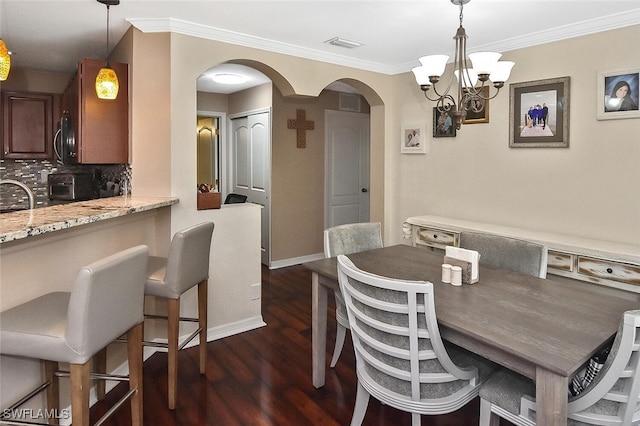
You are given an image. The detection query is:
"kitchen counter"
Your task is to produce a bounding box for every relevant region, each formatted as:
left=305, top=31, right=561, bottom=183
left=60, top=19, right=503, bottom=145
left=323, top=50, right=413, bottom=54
left=0, top=196, right=178, bottom=244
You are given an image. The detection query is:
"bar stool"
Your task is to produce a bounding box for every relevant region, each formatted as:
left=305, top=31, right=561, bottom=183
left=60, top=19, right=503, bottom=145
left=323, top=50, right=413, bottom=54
left=0, top=245, right=149, bottom=426
left=144, top=221, right=214, bottom=409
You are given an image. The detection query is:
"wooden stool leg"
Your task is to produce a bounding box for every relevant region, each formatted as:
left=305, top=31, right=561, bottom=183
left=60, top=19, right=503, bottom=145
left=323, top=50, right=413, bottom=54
left=70, top=361, right=91, bottom=426
left=94, top=348, right=107, bottom=401
left=44, top=361, right=59, bottom=425
left=127, top=322, right=144, bottom=426
left=167, top=298, right=180, bottom=410
left=198, top=279, right=208, bottom=375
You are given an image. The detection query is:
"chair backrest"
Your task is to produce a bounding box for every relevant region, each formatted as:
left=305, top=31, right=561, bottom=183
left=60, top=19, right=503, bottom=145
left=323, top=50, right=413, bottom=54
left=459, top=232, right=547, bottom=278
left=66, top=245, right=149, bottom=361
left=324, top=222, right=383, bottom=258
left=164, top=222, right=215, bottom=294
left=565, top=310, right=640, bottom=425
left=224, top=193, right=247, bottom=204
left=336, top=254, right=480, bottom=409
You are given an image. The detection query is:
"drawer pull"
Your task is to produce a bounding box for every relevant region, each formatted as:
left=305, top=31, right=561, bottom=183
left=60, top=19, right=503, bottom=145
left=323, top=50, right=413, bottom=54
left=607, top=268, right=613, bottom=274
left=433, top=234, right=438, bottom=239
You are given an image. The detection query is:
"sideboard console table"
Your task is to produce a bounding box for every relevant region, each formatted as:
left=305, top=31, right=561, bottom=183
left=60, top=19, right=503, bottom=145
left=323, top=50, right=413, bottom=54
left=404, top=215, right=640, bottom=293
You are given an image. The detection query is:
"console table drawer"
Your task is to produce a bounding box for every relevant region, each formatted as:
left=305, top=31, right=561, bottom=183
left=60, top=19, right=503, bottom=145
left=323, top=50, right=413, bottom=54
left=416, top=227, right=458, bottom=249
left=547, top=250, right=574, bottom=272
left=577, top=256, right=640, bottom=286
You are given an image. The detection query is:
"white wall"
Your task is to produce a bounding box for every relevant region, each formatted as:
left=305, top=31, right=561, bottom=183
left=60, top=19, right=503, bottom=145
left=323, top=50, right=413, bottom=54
left=388, top=25, right=640, bottom=247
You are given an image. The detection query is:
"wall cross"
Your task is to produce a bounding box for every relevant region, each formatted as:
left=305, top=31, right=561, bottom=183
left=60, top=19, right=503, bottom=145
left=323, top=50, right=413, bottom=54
left=287, top=109, right=314, bottom=148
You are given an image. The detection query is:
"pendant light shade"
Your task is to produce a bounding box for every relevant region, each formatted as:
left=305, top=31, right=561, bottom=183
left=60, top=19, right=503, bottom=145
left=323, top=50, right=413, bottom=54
left=0, top=39, right=11, bottom=81
left=95, top=66, right=119, bottom=99
left=95, top=0, right=120, bottom=99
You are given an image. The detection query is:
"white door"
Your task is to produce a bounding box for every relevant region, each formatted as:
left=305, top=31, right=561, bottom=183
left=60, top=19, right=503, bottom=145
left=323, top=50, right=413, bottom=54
left=230, top=111, right=271, bottom=265
left=325, top=110, right=370, bottom=228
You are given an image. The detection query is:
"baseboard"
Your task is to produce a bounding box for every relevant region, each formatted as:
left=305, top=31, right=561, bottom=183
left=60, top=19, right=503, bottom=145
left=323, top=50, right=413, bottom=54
left=59, top=316, right=267, bottom=424
left=269, top=252, right=324, bottom=269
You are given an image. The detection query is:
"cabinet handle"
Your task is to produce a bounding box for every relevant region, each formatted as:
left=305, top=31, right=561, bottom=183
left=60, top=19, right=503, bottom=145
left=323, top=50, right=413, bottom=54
left=607, top=268, right=613, bottom=274
left=433, top=234, right=438, bottom=239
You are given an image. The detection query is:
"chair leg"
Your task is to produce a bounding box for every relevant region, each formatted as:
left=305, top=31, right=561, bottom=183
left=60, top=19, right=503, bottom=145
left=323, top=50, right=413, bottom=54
left=69, top=361, right=91, bottom=426
left=330, top=323, right=347, bottom=368
left=198, top=279, right=208, bottom=375
left=44, top=361, right=59, bottom=425
left=480, top=398, right=501, bottom=426
left=350, top=381, right=370, bottom=426
left=411, top=413, right=421, bottom=426
left=167, top=298, right=180, bottom=410
left=127, top=322, right=144, bottom=426
left=94, top=348, right=107, bottom=401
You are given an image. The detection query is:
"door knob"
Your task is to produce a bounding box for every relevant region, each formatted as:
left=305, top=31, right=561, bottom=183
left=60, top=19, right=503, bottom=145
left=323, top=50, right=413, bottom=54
left=362, top=188, right=368, bottom=193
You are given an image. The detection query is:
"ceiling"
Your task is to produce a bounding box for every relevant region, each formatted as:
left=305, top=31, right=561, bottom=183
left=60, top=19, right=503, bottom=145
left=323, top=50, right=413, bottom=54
left=2, top=1, right=639, bottom=93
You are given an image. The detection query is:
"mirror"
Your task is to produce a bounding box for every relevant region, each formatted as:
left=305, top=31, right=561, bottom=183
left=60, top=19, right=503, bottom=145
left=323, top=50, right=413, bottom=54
left=196, top=115, right=220, bottom=191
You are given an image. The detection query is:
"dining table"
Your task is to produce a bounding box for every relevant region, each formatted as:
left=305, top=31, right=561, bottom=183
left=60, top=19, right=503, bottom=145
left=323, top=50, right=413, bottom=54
left=303, top=244, right=640, bottom=425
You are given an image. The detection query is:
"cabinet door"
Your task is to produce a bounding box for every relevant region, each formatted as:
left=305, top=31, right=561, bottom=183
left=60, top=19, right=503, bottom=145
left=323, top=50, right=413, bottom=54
left=78, top=58, right=129, bottom=164
left=2, top=91, right=57, bottom=159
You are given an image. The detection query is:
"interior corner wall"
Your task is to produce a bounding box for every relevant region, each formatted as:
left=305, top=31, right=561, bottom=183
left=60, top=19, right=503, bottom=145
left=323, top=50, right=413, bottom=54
left=387, top=25, right=640, bottom=246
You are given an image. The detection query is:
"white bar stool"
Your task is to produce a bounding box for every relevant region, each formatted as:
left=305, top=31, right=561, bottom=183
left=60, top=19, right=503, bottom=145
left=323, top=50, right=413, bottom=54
left=143, top=221, right=214, bottom=409
left=0, top=245, right=149, bottom=426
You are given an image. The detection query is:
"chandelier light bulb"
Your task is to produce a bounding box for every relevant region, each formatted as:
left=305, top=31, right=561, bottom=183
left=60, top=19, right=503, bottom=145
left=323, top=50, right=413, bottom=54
left=468, top=52, right=501, bottom=77
left=489, top=61, right=515, bottom=84
left=418, top=55, right=449, bottom=80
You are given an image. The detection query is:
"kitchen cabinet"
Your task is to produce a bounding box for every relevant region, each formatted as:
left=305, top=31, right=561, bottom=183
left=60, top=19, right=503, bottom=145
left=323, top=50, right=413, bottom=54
left=63, top=57, right=129, bottom=164
left=1, top=90, right=60, bottom=159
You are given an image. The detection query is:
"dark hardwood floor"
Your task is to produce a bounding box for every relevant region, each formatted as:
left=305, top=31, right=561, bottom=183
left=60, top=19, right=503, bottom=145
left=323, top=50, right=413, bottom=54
left=92, top=264, right=509, bottom=425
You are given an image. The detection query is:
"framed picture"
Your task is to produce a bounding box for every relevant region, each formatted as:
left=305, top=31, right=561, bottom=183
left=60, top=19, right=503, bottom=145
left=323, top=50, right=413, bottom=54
left=509, top=76, right=570, bottom=148
left=401, top=124, right=427, bottom=154
left=463, top=86, right=490, bottom=124
left=597, top=68, right=640, bottom=120
left=433, top=108, right=456, bottom=138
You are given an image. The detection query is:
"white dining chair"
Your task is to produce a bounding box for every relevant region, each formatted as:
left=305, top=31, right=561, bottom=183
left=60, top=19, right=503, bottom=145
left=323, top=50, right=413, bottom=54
left=324, top=222, right=383, bottom=367
left=337, top=254, right=497, bottom=426
left=479, top=309, right=640, bottom=426
left=459, top=231, right=548, bottom=278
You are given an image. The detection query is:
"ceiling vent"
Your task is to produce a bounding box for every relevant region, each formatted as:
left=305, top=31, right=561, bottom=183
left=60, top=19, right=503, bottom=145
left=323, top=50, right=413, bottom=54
left=324, top=37, right=364, bottom=49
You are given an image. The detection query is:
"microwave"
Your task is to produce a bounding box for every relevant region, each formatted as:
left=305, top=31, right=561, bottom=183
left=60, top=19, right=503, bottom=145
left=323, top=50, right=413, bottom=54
left=48, top=173, right=94, bottom=201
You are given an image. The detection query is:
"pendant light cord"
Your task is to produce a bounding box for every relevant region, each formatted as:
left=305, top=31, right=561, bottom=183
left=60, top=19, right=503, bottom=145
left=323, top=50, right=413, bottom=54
left=105, top=4, right=111, bottom=67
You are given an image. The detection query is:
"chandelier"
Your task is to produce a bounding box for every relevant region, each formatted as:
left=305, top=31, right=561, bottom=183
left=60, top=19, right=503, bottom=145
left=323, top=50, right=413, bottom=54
left=412, top=0, right=514, bottom=130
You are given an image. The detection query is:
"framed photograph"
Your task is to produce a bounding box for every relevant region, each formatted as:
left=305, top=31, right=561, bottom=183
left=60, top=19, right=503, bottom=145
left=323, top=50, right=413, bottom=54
left=401, top=124, right=427, bottom=154
left=433, top=108, right=456, bottom=138
left=597, top=68, right=640, bottom=120
left=509, top=76, right=570, bottom=148
left=463, top=86, right=490, bottom=124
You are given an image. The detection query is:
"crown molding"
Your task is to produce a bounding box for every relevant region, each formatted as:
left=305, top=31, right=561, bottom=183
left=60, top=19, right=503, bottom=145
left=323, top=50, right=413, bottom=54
left=129, top=10, right=640, bottom=76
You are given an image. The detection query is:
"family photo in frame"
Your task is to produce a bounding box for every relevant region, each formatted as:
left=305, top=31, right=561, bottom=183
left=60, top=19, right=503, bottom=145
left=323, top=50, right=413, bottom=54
left=597, top=68, right=640, bottom=120
left=509, top=76, right=570, bottom=148
left=401, top=125, right=427, bottom=154
left=433, top=108, right=456, bottom=138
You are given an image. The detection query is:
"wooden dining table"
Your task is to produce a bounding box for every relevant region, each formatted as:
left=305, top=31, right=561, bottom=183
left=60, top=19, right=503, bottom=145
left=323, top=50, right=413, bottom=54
left=303, top=244, right=640, bottom=425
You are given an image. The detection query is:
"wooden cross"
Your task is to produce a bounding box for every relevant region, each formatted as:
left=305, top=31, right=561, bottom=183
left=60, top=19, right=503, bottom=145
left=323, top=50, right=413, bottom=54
left=287, top=109, right=314, bottom=148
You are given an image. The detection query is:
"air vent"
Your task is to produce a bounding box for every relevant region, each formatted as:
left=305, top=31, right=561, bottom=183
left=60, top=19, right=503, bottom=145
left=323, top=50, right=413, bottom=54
left=339, top=93, right=361, bottom=112
left=324, top=37, right=364, bottom=49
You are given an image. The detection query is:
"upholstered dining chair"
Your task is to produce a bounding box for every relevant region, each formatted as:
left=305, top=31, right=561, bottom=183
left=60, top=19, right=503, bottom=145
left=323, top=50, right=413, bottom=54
left=0, top=245, right=149, bottom=426
left=144, top=221, right=215, bottom=409
left=459, top=231, right=548, bottom=278
left=337, top=254, right=497, bottom=426
left=479, top=309, right=640, bottom=426
left=324, top=222, right=383, bottom=367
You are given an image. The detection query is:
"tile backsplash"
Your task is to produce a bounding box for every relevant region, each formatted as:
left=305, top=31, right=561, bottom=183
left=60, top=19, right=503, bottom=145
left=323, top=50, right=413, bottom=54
left=0, top=159, right=131, bottom=209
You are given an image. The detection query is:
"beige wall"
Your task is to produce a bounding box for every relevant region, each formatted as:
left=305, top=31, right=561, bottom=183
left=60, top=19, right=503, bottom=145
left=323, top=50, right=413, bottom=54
left=129, top=24, right=639, bottom=264
left=388, top=25, right=640, bottom=246
left=0, top=68, right=71, bottom=93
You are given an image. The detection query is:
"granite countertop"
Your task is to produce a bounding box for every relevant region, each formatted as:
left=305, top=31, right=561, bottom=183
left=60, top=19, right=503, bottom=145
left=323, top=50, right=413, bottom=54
left=0, top=196, right=179, bottom=244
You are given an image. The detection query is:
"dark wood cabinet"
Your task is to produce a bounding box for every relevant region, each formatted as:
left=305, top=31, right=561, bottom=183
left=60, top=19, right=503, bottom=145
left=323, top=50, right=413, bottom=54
left=63, top=58, right=129, bottom=164
left=1, top=91, right=60, bottom=159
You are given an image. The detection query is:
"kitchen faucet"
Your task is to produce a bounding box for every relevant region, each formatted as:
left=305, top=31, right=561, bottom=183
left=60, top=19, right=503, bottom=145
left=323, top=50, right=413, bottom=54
left=0, top=179, right=35, bottom=209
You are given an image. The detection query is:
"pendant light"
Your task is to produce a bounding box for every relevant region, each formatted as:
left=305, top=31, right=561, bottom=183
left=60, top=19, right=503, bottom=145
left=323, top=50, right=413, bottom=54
left=0, top=39, right=10, bottom=81
left=95, top=0, right=120, bottom=100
